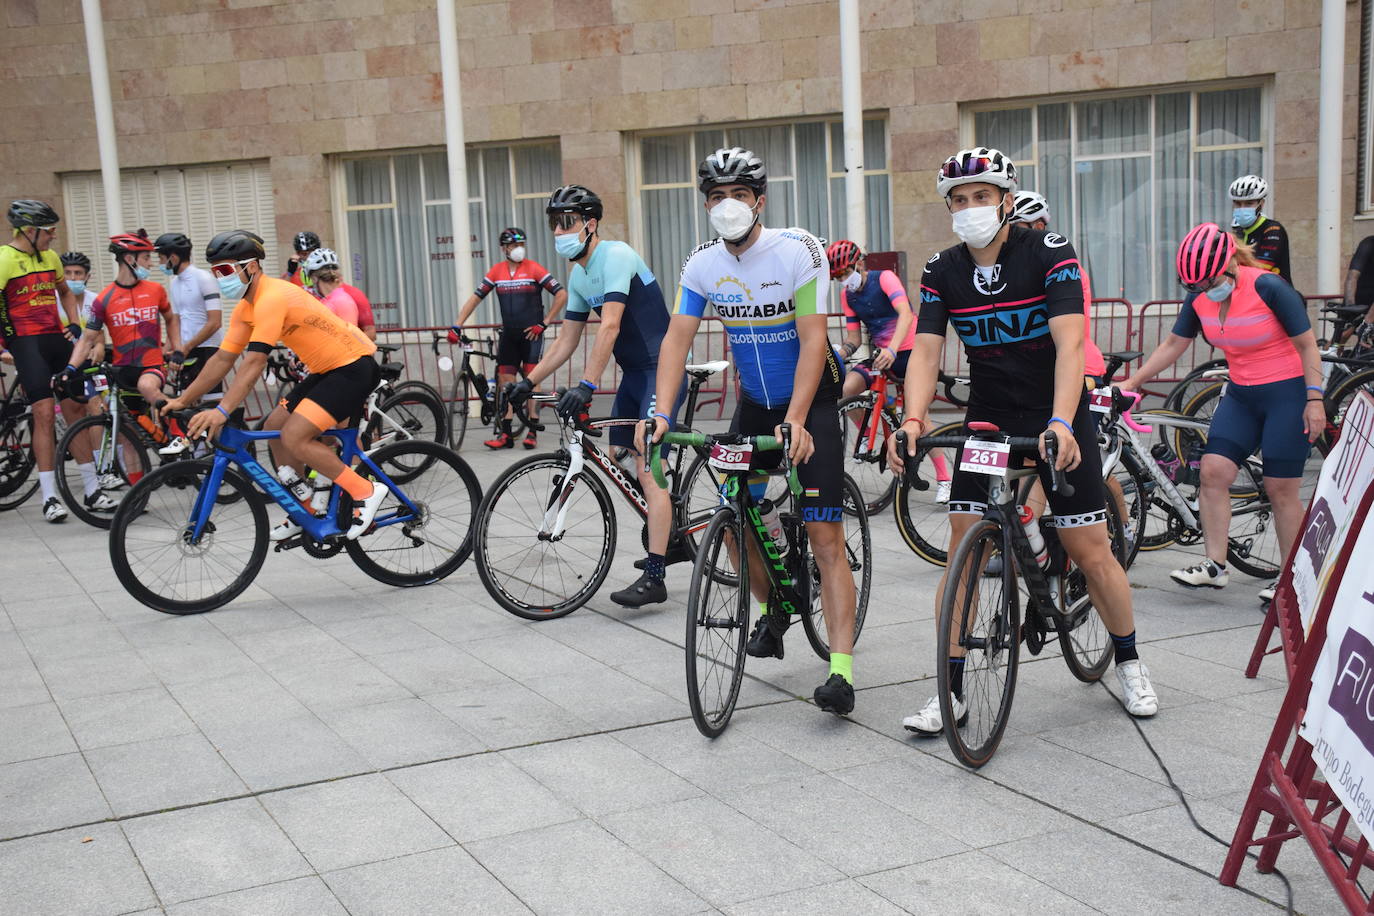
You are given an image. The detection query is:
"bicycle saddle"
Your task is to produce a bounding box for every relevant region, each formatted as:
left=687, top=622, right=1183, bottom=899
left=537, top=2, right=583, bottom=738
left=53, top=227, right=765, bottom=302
left=685, top=360, right=730, bottom=379
left=379, top=362, right=406, bottom=381
left=966, top=421, right=1001, bottom=433
left=1323, top=303, right=1367, bottom=317
left=1102, top=350, right=1142, bottom=364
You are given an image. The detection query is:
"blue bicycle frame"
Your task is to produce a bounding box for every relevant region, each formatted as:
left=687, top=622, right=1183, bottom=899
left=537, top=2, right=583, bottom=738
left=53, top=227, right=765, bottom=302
left=186, top=425, right=422, bottom=544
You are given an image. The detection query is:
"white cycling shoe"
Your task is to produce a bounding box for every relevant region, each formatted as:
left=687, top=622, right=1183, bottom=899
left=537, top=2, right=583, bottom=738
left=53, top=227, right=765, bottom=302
left=1115, top=660, right=1159, bottom=717
left=347, top=485, right=389, bottom=541
left=1170, top=559, right=1228, bottom=589
left=935, top=479, right=952, bottom=504
left=97, top=473, right=126, bottom=492
left=902, top=694, right=967, bottom=735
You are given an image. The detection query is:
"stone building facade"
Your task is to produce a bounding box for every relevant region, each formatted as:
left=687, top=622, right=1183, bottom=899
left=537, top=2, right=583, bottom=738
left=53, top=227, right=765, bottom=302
left=0, top=0, right=1362, bottom=324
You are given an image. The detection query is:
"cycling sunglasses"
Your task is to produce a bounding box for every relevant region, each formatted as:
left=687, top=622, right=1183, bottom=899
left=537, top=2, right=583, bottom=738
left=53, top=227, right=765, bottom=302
left=209, top=259, right=256, bottom=278
left=547, top=212, right=584, bottom=231
left=941, top=156, right=995, bottom=180
left=1179, top=270, right=1234, bottom=295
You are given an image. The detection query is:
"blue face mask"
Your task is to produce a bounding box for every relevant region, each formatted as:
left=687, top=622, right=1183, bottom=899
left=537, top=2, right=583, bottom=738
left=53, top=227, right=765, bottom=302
left=133, top=266, right=150, bottom=281
left=1205, top=279, right=1234, bottom=302
left=67, top=280, right=85, bottom=295
left=217, top=270, right=246, bottom=302
left=1231, top=207, right=1258, bottom=229
left=554, top=227, right=588, bottom=260
left=161, top=263, right=175, bottom=276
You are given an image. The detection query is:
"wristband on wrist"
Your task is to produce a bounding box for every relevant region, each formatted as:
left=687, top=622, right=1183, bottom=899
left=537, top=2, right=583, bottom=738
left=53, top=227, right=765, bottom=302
left=215, top=405, right=230, bottom=419
left=900, top=417, right=926, bottom=432
left=653, top=412, right=671, bottom=424
left=1306, top=385, right=1324, bottom=394
left=578, top=379, right=596, bottom=392
left=1049, top=416, right=1074, bottom=434
left=1307, top=396, right=1325, bottom=402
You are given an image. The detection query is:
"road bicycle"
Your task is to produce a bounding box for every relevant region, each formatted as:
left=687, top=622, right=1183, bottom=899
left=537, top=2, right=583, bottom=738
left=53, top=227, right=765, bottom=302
left=837, top=362, right=967, bottom=515
left=471, top=361, right=732, bottom=620
left=430, top=333, right=533, bottom=450
left=0, top=368, right=40, bottom=511
left=899, top=426, right=1125, bottom=768
left=107, top=422, right=481, bottom=614
left=649, top=424, right=872, bottom=737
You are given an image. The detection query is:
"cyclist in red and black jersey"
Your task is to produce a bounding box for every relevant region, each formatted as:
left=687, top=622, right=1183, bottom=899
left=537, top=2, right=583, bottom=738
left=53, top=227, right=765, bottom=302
left=449, top=227, right=567, bottom=448
left=888, top=147, right=1157, bottom=733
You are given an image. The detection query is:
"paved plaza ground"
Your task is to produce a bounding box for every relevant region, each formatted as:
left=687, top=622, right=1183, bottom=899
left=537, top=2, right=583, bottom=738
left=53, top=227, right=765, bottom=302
left=0, top=441, right=1343, bottom=915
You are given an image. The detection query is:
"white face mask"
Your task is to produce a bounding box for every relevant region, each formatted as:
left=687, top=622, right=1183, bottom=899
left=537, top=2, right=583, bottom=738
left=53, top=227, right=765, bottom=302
left=951, top=204, right=1006, bottom=249
left=842, top=271, right=863, bottom=292
left=1205, top=279, right=1234, bottom=302
left=507, top=246, right=526, bottom=263
left=708, top=198, right=758, bottom=243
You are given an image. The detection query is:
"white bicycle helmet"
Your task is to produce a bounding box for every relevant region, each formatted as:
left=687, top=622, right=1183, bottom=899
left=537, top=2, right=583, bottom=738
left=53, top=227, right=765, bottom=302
left=1228, top=175, right=1268, bottom=202
left=1011, top=191, right=1051, bottom=225
left=936, top=147, right=1017, bottom=198
left=303, top=247, right=339, bottom=274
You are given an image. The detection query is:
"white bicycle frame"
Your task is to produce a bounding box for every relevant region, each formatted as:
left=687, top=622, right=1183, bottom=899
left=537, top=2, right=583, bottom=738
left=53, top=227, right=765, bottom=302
left=1099, top=407, right=1207, bottom=531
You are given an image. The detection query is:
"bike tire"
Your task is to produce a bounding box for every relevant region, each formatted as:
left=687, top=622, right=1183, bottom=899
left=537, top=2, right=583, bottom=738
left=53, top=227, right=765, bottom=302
left=1322, top=366, right=1374, bottom=455
left=893, top=420, right=962, bottom=566
left=1225, top=462, right=1282, bottom=580
left=1178, top=381, right=1224, bottom=459
left=343, top=441, right=480, bottom=587
left=56, top=414, right=150, bottom=529
left=109, top=460, right=268, bottom=614
left=473, top=452, right=617, bottom=620
left=684, top=505, right=751, bottom=738
left=801, top=475, right=871, bottom=660
left=389, top=380, right=451, bottom=447
left=1057, top=497, right=1125, bottom=683
left=364, top=388, right=448, bottom=478
left=676, top=450, right=727, bottom=563
left=449, top=373, right=472, bottom=450
left=0, top=415, right=38, bottom=510
left=937, top=518, right=1019, bottom=769
left=837, top=394, right=897, bottom=514
left=1161, top=358, right=1227, bottom=412
left=1110, top=444, right=1152, bottom=567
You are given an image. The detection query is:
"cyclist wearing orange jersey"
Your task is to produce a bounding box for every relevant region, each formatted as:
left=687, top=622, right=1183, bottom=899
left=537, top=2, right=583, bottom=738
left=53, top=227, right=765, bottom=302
left=162, top=229, right=386, bottom=541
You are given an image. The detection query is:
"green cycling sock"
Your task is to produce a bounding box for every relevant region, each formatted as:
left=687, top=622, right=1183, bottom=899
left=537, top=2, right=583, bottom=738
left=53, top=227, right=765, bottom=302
left=830, top=652, right=853, bottom=685
left=758, top=600, right=770, bottom=617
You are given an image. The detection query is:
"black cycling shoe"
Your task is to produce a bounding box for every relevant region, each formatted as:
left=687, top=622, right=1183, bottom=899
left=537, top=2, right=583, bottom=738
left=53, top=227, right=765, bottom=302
left=609, top=572, right=667, bottom=608
left=814, top=673, right=855, bottom=715
left=746, top=615, right=786, bottom=659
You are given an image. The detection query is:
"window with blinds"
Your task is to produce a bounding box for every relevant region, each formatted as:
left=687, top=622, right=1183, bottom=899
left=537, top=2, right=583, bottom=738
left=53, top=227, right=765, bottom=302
left=60, top=161, right=279, bottom=292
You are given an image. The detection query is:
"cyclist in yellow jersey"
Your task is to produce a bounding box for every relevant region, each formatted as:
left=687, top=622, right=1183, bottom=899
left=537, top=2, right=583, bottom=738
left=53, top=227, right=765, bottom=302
left=161, top=230, right=387, bottom=540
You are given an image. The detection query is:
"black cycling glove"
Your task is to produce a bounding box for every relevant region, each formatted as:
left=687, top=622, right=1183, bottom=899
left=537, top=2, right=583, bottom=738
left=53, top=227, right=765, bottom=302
left=556, top=381, right=595, bottom=420
left=504, top=378, right=534, bottom=408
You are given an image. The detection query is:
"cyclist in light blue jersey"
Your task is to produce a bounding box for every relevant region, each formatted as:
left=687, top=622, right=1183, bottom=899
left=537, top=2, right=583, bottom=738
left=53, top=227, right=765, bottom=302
left=508, top=185, right=685, bottom=609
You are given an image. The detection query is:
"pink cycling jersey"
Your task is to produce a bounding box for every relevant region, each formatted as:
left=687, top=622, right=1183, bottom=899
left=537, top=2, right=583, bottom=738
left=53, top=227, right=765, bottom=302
left=1172, top=265, right=1307, bottom=386
left=1081, top=269, right=1105, bottom=378
left=321, top=287, right=360, bottom=327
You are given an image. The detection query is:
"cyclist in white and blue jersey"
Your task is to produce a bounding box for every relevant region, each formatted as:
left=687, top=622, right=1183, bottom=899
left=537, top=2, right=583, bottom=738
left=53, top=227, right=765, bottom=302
left=645, top=147, right=858, bottom=716
left=508, top=184, right=686, bottom=609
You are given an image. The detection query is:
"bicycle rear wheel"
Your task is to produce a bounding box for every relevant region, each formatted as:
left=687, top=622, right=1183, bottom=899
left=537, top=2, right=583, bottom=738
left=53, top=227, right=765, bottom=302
left=474, top=453, right=617, bottom=619
left=838, top=394, right=897, bottom=514
left=344, top=441, right=481, bottom=587
left=801, top=476, right=871, bottom=660
left=56, top=414, right=150, bottom=529
left=938, top=518, right=1019, bottom=768
left=893, top=420, right=961, bottom=566
left=109, top=461, right=268, bottom=614
left=684, top=505, right=750, bottom=738
left=448, top=373, right=472, bottom=450
left=1057, top=498, right=1125, bottom=683
left=1161, top=358, right=1227, bottom=412
left=1226, top=461, right=1281, bottom=580
left=677, top=450, right=726, bottom=562
left=364, top=385, right=448, bottom=480
left=0, top=414, right=38, bottom=510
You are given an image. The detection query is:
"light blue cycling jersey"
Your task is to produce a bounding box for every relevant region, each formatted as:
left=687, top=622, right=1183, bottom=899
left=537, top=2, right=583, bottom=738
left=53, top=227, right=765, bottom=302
left=674, top=226, right=833, bottom=408
left=563, top=240, right=669, bottom=372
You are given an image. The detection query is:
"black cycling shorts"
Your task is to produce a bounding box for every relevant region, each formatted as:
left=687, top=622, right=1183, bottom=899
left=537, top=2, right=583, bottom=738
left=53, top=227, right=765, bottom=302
left=947, top=397, right=1107, bottom=529
left=283, top=356, right=380, bottom=427
left=178, top=346, right=224, bottom=398
left=109, top=364, right=166, bottom=393
left=6, top=333, right=70, bottom=402
left=495, top=327, right=543, bottom=373
left=730, top=396, right=845, bottom=522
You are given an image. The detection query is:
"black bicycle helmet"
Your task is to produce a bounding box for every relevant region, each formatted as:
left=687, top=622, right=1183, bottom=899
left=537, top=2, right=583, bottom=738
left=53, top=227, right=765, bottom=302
left=154, top=232, right=193, bottom=257
left=499, top=227, right=527, bottom=246
left=545, top=185, right=603, bottom=222
left=292, top=230, right=320, bottom=253
left=60, top=251, right=91, bottom=271
left=7, top=199, right=60, bottom=229
left=697, top=147, right=767, bottom=195
left=206, top=229, right=266, bottom=263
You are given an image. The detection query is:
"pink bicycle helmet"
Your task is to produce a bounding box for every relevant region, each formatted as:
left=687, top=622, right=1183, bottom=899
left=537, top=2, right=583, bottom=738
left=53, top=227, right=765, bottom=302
left=1176, top=223, right=1235, bottom=292
left=826, top=240, right=862, bottom=278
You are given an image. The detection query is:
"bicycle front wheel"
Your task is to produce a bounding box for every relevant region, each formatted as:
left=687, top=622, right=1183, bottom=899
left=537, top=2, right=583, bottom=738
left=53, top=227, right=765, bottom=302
left=474, top=453, right=617, bottom=619
left=448, top=373, right=472, bottom=450
left=109, top=461, right=268, bottom=614
left=937, top=519, right=1019, bottom=768
left=0, top=414, right=38, bottom=510
left=56, top=414, right=150, bottom=529
left=676, top=450, right=726, bottom=562
left=684, top=505, right=750, bottom=738
left=1226, top=461, right=1281, bottom=580
left=893, top=420, right=961, bottom=566
left=344, top=441, right=481, bottom=587
left=1057, top=498, right=1126, bottom=683
left=801, top=476, right=871, bottom=660
left=838, top=394, right=897, bottom=514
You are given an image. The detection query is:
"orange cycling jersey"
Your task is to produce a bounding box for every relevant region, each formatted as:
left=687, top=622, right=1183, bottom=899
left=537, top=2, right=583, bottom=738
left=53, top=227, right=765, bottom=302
left=220, top=276, right=375, bottom=373
left=88, top=280, right=171, bottom=367
left=0, top=245, right=65, bottom=340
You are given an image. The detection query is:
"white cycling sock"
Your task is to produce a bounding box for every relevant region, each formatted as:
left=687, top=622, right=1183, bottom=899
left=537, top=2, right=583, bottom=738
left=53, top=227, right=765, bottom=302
left=38, top=470, right=57, bottom=502
left=77, top=462, right=99, bottom=497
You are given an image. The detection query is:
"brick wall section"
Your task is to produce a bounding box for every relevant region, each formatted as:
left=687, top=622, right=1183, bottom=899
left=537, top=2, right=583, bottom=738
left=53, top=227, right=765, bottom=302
left=0, top=0, right=1362, bottom=295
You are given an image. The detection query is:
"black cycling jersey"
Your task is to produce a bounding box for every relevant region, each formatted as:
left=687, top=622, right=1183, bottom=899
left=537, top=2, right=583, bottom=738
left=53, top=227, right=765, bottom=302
left=1236, top=217, right=1291, bottom=286
left=916, top=225, right=1086, bottom=413
left=1349, top=235, right=1374, bottom=305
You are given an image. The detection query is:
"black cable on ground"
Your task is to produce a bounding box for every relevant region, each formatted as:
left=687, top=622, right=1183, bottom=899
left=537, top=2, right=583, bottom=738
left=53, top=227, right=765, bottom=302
left=1097, top=680, right=1295, bottom=915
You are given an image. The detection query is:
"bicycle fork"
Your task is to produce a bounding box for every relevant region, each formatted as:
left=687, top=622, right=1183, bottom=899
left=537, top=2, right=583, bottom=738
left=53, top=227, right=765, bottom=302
left=539, top=442, right=585, bottom=541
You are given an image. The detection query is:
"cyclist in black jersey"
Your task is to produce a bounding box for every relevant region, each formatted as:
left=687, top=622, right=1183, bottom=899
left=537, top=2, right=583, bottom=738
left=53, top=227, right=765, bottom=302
left=888, top=147, right=1157, bottom=733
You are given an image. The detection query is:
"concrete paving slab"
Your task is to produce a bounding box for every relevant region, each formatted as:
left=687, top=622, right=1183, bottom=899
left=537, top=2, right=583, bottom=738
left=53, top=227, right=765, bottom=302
left=723, top=878, right=907, bottom=915
left=166, top=875, right=348, bottom=916
left=319, top=697, right=485, bottom=769
left=0, top=752, right=111, bottom=839
left=0, top=701, right=77, bottom=764
left=858, top=850, right=1101, bottom=914
left=0, top=824, right=157, bottom=916
left=322, top=845, right=532, bottom=915
left=388, top=754, right=581, bottom=843
left=203, top=713, right=368, bottom=793
left=84, top=733, right=248, bottom=818
left=505, top=733, right=702, bottom=817
left=58, top=687, right=197, bottom=751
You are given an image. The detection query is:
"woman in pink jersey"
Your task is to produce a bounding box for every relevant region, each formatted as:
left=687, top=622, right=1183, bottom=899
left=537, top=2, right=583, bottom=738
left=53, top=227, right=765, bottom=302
left=312, top=267, right=360, bottom=328
left=1123, top=223, right=1324, bottom=598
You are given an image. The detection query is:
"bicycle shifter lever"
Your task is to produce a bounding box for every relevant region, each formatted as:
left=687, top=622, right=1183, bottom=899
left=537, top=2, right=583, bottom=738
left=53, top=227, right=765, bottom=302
left=893, top=431, right=929, bottom=491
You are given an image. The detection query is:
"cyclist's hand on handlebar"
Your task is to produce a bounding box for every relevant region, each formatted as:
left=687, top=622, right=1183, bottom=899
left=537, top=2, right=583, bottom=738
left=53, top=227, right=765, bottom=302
left=873, top=346, right=896, bottom=371
left=556, top=382, right=595, bottom=420
left=524, top=322, right=546, bottom=340
left=186, top=406, right=226, bottom=439
left=1040, top=425, right=1080, bottom=471
left=157, top=396, right=186, bottom=418
left=505, top=378, right=534, bottom=408
left=636, top=415, right=669, bottom=455
left=777, top=421, right=814, bottom=464
left=887, top=417, right=925, bottom=473
left=446, top=325, right=463, bottom=345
